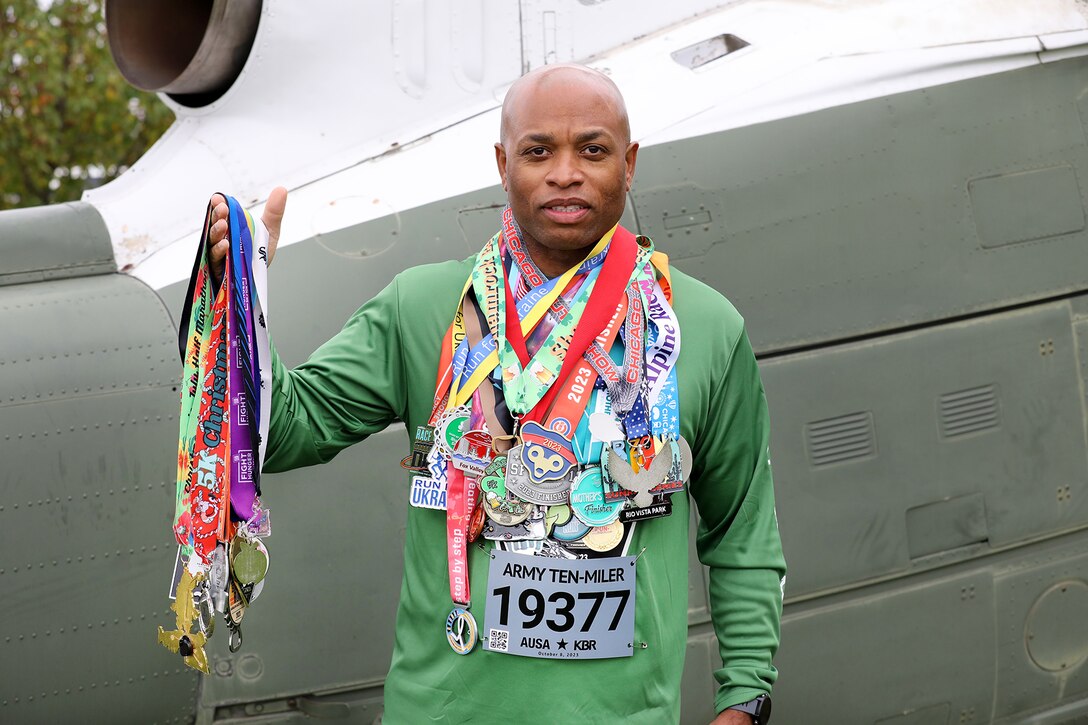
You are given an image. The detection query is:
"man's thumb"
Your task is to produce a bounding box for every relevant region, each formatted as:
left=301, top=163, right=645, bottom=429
left=261, top=186, right=288, bottom=265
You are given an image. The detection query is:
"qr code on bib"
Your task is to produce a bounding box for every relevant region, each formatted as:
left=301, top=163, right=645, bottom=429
left=488, top=628, right=509, bottom=652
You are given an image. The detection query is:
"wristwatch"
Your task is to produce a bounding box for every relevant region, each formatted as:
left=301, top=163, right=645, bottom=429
left=727, top=694, right=772, bottom=724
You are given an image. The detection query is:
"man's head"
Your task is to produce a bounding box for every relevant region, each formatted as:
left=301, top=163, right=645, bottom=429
left=495, top=64, right=638, bottom=276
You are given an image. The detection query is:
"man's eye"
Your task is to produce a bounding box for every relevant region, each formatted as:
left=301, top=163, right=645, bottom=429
left=584, top=145, right=605, bottom=154
left=526, top=147, right=549, bottom=156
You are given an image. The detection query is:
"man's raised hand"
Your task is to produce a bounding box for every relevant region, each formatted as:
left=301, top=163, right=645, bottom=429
left=207, top=187, right=288, bottom=283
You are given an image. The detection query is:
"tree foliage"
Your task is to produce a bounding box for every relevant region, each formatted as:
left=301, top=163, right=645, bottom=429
left=0, top=0, right=174, bottom=209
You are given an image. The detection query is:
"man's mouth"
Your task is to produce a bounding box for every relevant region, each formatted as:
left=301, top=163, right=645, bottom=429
left=543, top=200, right=591, bottom=222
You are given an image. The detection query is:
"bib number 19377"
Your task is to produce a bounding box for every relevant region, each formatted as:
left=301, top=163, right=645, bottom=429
left=482, top=549, right=636, bottom=660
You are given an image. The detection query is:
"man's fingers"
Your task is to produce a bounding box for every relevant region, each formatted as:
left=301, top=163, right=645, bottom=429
left=208, top=195, right=231, bottom=246
left=261, top=186, right=288, bottom=266
left=205, top=187, right=285, bottom=283
left=209, top=239, right=229, bottom=266
left=209, top=217, right=229, bottom=245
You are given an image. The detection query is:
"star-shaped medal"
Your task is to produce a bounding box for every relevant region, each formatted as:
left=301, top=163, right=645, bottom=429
left=156, top=568, right=210, bottom=674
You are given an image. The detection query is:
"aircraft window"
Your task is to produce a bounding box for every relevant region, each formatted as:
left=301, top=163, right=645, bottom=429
left=671, top=34, right=750, bottom=70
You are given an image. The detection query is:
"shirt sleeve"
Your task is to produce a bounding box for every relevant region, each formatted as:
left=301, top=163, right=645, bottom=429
left=262, top=277, right=408, bottom=472
left=688, top=326, right=786, bottom=714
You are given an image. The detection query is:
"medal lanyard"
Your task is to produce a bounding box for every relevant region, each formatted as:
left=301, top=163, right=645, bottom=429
left=176, top=211, right=221, bottom=563
left=227, top=202, right=261, bottom=522
left=641, top=277, right=682, bottom=434
left=522, top=229, right=640, bottom=425
left=175, top=196, right=270, bottom=564
left=180, top=248, right=232, bottom=560
left=503, top=206, right=609, bottom=307
left=496, top=237, right=655, bottom=439
left=499, top=227, right=632, bottom=423
left=429, top=230, right=613, bottom=425
left=448, top=262, right=589, bottom=408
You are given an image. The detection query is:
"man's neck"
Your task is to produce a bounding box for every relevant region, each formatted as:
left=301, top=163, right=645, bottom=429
left=522, top=236, right=597, bottom=278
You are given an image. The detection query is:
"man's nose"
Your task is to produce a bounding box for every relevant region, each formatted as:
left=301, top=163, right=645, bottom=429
left=545, top=150, right=584, bottom=186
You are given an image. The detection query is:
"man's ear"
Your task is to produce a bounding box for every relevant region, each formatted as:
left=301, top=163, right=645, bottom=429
left=624, top=142, right=639, bottom=192
left=495, top=143, right=509, bottom=191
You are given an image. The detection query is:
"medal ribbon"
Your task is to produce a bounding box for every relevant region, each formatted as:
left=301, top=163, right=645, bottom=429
left=496, top=228, right=632, bottom=420
left=450, top=256, right=601, bottom=410
left=175, top=196, right=270, bottom=564
left=525, top=227, right=640, bottom=424
left=227, top=202, right=260, bottom=521
left=476, top=230, right=611, bottom=416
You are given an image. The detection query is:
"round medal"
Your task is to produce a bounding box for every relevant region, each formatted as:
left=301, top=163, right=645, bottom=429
left=482, top=490, right=532, bottom=526
left=445, top=607, right=478, bottom=655
left=434, top=406, right=471, bottom=459
left=570, top=466, right=622, bottom=527
left=583, top=521, right=625, bottom=552
left=551, top=512, right=591, bottom=542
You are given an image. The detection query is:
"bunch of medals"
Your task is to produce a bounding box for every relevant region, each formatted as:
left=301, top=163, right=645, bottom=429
left=403, top=207, right=687, bottom=657
left=158, top=195, right=272, bottom=673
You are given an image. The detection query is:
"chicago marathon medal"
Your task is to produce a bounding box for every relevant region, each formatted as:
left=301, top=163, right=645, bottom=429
left=505, top=443, right=577, bottom=506
left=519, top=421, right=577, bottom=482
left=506, top=420, right=579, bottom=507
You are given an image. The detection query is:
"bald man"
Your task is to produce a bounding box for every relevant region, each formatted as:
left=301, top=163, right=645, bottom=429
left=206, top=65, right=784, bottom=724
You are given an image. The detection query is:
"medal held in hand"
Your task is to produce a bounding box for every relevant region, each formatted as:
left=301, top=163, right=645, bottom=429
left=162, top=194, right=273, bottom=671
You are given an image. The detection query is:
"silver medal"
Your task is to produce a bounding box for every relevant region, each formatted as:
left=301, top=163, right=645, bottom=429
left=446, top=607, right=478, bottom=655
left=505, top=443, right=576, bottom=506
left=606, top=442, right=672, bottom=508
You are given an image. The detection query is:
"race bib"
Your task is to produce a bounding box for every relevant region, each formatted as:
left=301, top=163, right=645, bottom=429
left=482, top=549, right=635, bottom=660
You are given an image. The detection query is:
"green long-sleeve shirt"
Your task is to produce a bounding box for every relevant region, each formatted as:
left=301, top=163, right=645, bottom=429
left=264, top=257, right=785, bottom=723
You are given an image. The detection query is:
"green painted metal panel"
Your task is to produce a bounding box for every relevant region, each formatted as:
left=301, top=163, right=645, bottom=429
left=969, top=165, right=1085, bottom=248
left=0, top=202, right=115, bottom=287
left=0, top=274, right=190, bottom=724
left=905, top=493, right=989, bottom=559
left=762, top=300, right=1088, bottom=596
left=993, top=536, right=1088, bottom=719
left=776, top=571, right=995, bottom=723
left=632, top=57, right=1088, bottom=353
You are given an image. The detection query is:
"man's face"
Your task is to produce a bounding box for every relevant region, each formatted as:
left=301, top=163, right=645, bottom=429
left=495, top=72, right=638, bottom=260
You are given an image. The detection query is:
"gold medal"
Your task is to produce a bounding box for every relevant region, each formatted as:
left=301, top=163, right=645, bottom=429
left=230, top=536, right=269, bottom=586
left=156, top=569, right=210, bottom=674
left=582, top=522, right=625, bottom=552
